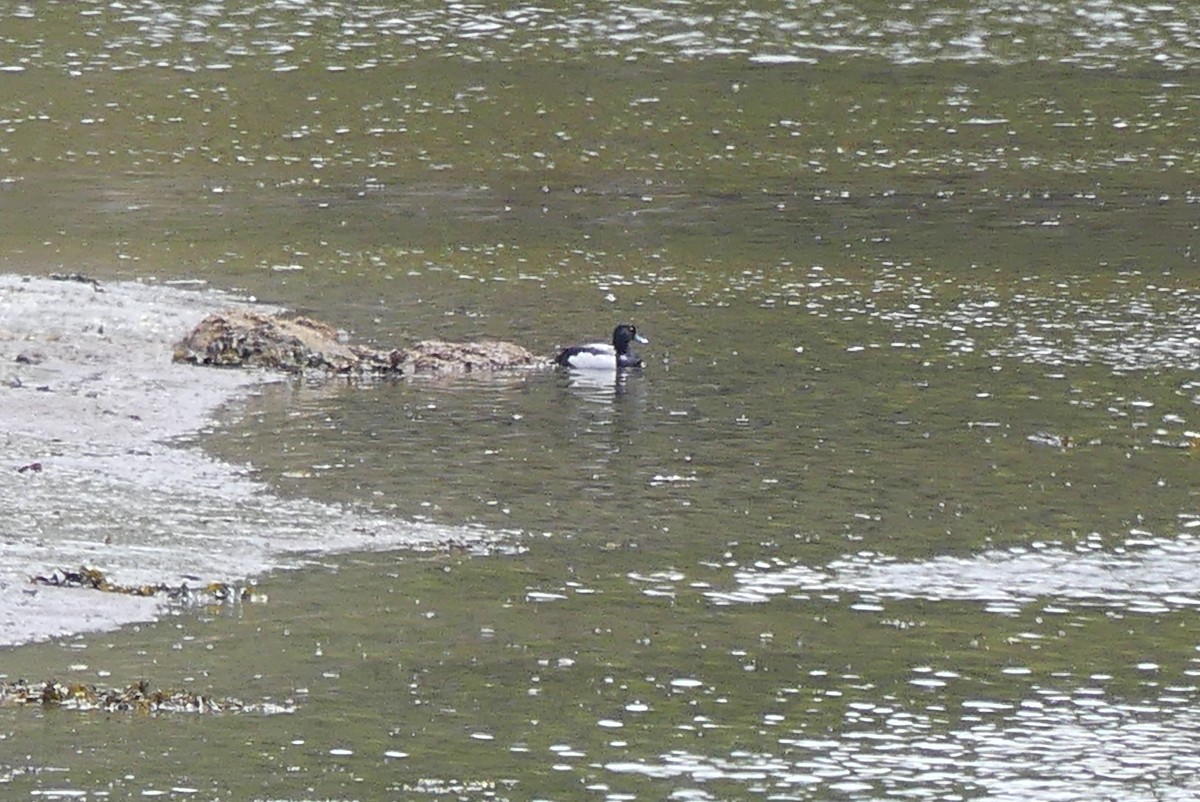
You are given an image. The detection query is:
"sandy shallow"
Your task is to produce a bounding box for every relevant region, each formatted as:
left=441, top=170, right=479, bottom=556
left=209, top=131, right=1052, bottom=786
left=0, top=275, right=497, bottom=647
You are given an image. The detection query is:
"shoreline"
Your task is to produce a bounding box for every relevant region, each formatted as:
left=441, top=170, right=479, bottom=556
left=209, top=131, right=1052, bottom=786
left=0, top=274, right=499, bottom=648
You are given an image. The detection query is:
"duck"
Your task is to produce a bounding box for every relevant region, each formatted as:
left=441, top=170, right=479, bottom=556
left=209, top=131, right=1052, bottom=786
left=554, top=323, right=648, bottom=371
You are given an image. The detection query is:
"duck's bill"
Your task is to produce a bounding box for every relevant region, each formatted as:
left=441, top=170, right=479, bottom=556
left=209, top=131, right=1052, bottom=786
left=635, top=334, right=649, bottom=344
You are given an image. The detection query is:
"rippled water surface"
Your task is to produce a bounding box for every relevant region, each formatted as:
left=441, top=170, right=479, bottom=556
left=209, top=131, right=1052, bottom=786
left=4, top=1, right=1200, bottom=800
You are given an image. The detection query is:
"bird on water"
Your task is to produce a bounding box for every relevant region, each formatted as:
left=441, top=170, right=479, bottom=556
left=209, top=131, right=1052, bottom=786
left=554, top=324, right=648, bottom=371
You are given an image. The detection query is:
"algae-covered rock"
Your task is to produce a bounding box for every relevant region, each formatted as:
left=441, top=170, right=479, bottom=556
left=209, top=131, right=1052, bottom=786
left=173, top=310, right=545, bottom=374
left=172, top=310, right=388, bottom=373
left=397, top=339, right=547, bottom=372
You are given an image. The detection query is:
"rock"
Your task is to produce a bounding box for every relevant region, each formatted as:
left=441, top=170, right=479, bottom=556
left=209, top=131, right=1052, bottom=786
left=15, top=350, right=45, bottom=365
left=172, top=310, right=546, bottom=374
left=397, top=340, right=547, bottom=372
left=171, top=310, right=390, bottom=373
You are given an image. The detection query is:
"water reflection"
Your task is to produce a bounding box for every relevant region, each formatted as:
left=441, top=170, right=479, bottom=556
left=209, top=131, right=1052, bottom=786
left=560, top=367, right=645, bottom=404
left=11, top=0, right=1200, bottom=70
left=709, top=529, right=1200, bottom=615
left=605, top=687, right=1200, bottom=801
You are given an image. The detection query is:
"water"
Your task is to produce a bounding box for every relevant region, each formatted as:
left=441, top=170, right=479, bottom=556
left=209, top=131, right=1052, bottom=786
left=4, top=1, right=1200, bottom=800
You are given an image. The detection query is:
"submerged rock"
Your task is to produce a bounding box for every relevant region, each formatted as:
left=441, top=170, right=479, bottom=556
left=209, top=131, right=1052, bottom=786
left=173, top=310, right=546, bottom=374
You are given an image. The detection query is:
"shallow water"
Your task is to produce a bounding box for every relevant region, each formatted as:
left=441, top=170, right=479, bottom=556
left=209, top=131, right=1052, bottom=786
left=4, top=1, right=1200, bottom=800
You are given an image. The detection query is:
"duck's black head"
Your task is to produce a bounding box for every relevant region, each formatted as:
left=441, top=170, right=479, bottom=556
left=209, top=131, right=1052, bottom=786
left=612, top=323, right=649, bottom=368
left=611, top=324, right=648, bottom=354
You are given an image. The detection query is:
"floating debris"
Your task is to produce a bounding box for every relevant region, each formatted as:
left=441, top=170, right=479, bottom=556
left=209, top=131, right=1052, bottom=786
left=0, top=678, right=294, bottom=715
left=172, top=310, right=547, bottom=374
left=1026, top=431, right=1073, bottom=449
left=31, top=565, right=257, bottom=603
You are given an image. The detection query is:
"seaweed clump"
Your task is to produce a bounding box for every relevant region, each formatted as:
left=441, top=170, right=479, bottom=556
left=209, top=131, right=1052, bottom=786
left=0, top=679, right=294, bottom=714
left=31, top=566, right=255, bottom=602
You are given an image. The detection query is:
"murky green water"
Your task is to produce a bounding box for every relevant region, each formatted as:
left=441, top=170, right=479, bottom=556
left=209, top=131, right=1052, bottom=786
left=5, top=1, right=1200, bottom=800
